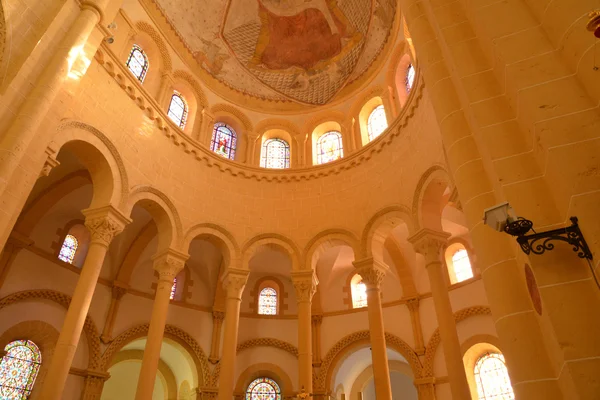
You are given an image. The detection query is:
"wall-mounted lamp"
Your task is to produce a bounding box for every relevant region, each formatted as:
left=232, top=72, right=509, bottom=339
left=588, top=10, right=600, bottom=38
left=483, top=202, right=593, bottom=260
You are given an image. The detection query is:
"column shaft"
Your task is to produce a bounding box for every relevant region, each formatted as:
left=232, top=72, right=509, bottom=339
left=297, top=300, right=312, bottom=392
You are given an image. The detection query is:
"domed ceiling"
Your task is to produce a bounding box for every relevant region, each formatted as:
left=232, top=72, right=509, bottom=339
left=152, top=0, right=397, bottom=105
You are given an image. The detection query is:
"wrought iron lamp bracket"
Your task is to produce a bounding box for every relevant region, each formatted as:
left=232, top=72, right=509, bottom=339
left=504, top=217, right=593, bottom=260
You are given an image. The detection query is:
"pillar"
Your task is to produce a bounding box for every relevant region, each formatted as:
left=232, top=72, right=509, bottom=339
left=413, top=377, right=436, bottom=400
left=81, top=370, right=110, bottom=400
left=218, top=268, right=249, bottom=400
left=311, top=314, right=323, bottom=366
left=209, top=311, right=225, bottom=363
left=157, top=72, right=174, bottom=109
left=409, top=229, right=470, bottom=399
left=292, top=271, right=318, bottom=392
left=405, top=296, right=425, bottom=356
left=200, top=109, right=216, bottom=147
left=353, top=257, right=392, bottom=400
left=100, top=282, right=128, bottom=343
left=39, top=205, right=130, bottom=400
left=135, top=248, right=188, bottom=400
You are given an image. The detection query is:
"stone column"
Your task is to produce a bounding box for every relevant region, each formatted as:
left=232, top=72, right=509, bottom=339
left=135, top=249, right=188, bottom=400
left=157, top=72, right=174, bottom=109
left=218, top=268, right=249, bottom=400
left=199, top=109, right=216, bottom=147
left=353, top=257, right=392, bottom=400
left=81, top=370, right=110, bottom=400
left=409, top=229, right=470, bottom=399
left=413, top=377, right=436, bottom=400
left=292, top=271, right=318, bottom=392
left=311, top=314, right=323, bottom=366
left=405, top=296, right=425, bottom=355
left=39, top=206, right=130, bottom=400
left=100, top=282, right=128, bottom=343
left=209, top=310, right=225, bottom=363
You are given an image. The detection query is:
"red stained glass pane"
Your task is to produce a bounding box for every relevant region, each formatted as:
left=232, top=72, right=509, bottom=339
left=0, top=340, right=42, bottom=399
left=246, top=377, right=281, bottom=400
left=211, top=123, right=238, bottom=160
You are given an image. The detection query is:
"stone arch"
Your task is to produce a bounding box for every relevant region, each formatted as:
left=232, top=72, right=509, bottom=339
left=316, top=330, right=422, bottom=391
left=234, top=363, right=294, bottom=398
left=411, top=165, right=453, bottom=232
left=211, top=104, right=253, bottom=132
left=360, top=205, right=415, bottom=261
left=302, top=111, right=347, bottom=136
left=236, top=338, right=298, bottom=358
left=255, top=119, right=301, bottom=138
left=133, top=21, right=173, bottom=72
left=125, top=186, right=183, bottom=251
left=101, top=323, right=210, bottom=387
left=349, top=360, right=414, bottom=400
left=0, top=289, right=102, bottom=369
left=304, top=229, right=360, bottom=272
left=53, top=120, right=130, bottom=208
left=241, top=234, right=301, bottom=271
left=422, top=306, right=492, bottom=377
left=461, top=334, right=507, bottom=400
left=172, top=70, right=208, bottom=108
left=183, top=223, right=240, bottom=269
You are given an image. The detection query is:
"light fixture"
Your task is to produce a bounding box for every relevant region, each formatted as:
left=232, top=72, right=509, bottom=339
left=483, top=203, right=593, bottom=260
left=587, top=10, right=600, bottom=39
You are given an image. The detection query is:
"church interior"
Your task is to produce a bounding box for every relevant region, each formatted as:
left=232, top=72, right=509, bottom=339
left=0, top=0, right=599, bottom=399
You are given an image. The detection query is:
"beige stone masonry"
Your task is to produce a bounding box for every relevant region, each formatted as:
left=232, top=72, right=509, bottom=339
left=291, top=270, right=318, bottom=392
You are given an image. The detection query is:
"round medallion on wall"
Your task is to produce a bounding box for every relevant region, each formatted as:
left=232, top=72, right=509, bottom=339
left=524, top=264, right=542, bottom=315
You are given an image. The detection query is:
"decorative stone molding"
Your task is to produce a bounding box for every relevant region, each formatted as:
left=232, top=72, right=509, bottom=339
left=311, top=315, right=323, bottom=324
left=134, top=21, right=172, bottom=71
left=236, top=338, right=298, bottom=357
left=40, top=145, right=60, bottom=177
left=81, top=369, right=111, bottom=400
left=83, top=205, right=131, bottom=247
left=152, top=248, right=189, bottom=282
left=408, top=229, right=451, bottom=265
left=173, top=70, right=209, bottom=107
left=291, top=271, right=318, bottom=303
left=352, top=257, right=388, bottom=289
left=210, top=103, right=254, bottom=132
left=422, top=306, right=492, bottom=376
left=222, top=268, right=249, bottom=299
left=213, top=311, right=225, bottom=321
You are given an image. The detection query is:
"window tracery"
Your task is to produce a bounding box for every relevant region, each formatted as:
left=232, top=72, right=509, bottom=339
left=126, top=44, right=149, bottom=82
left=58, top=234, right=78, bottom=264
left=167, top=92, right=188, bottom=129
left=316, top=131, right=343, bottom=164
left=0, top=340, right=42, bottom=399
left=258, top=287, right=277, bottom=315
left=211, top=123, right=238, bottom=160
left=367, top=105, right=388, bottom=141
left=261, top=138, right=290, bottom=169
left=246, top=377, right=281, bottom=400
left=452, top=249, right=473, bottom=283
left=351, top=274, right=368, bottom=309
left=474, top=353, right=515, bottom=400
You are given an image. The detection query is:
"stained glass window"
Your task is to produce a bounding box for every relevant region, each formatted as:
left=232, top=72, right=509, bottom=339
left=258, top=287, right=277, bottom=315
left=316, top=131, right=343, bottom=165
left=474, top=353, right=515, bottom=400
left=367, top=105, right=388, bottom=142
left=58, top=234, right=78, bottom=264
left=167, top=92, right=188, bottom=129
left=406, top=63, right=416, bottom=92
left=211, top=123, right=237, bottom=160
left=260, top=138, right=290, bottom=169
left=170, top=278, right=177, bottom=300
left=126, top=44, right=148, bottom=82
left=246, top=377, right=281, bottom=400
left=452, top=249, right=474, bottom=283
left=351, top=275, right=368, bottom=309
left=0, top=340, right=42, bottom=399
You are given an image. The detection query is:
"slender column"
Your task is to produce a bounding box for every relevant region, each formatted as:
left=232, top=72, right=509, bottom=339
left=218, top=268, right=249, bottom=400
left=409, top=229, right=470, bottom=399
left=413, top=377, right=436, bottom=400
left=100, top=282, right=128, bottom=343
left=292, top=271, right=318, bottom=392
left=245, top=134, right=258, bottom=165
left=209, top=310, right=225, bottom=363
left=311, top=314, right=323, bottom=366
left=200, top=109, right=216, bottom=147
left=157, top=72, right=174, bottom=109
left=353, top=257, right=392, bottom=400
left=81, top=370, right=110, bottom=400
left=135, top=249, right=188, bottom=400
left=405, top=296, right=425, bottom=355
left=39, top=205, right=130, bottom=400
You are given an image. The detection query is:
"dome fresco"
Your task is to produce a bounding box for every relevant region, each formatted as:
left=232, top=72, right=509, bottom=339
left=151, top=0, right=397, bottom=105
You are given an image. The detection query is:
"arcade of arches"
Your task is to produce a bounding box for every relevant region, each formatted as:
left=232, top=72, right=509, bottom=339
left=0, top=0, right=599, bottom=399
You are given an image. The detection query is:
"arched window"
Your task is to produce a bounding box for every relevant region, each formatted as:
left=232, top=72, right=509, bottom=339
left=258, top=287, right=277, bottom=315
left=246, top=377, right=282, bottom=400
left=260, top=138, right=290, bottom=169
left=452, top=249, right=474, bottom=283
left=211, top=123, right=238, bottom=160
left=0, top=340, right=42, bottom=398
left=58, top=234, right=78, bottom=264
left=170, top=277, right=177, bottom=300
left=167, top=92, right=188, bottom=129
left=367, top=105, right=388, bottom=141
left=126, top=44, right=149, bottom=82
left=351, top=274, right=367, bottom=309
left=474, top=353, right=515, bottom=400
left=406, top=63, right=416, bottom=92
left=316, top=131, right=343, bottom=165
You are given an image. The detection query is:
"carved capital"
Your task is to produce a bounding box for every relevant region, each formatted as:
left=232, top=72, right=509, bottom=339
left=291, top=271, right=318, bottom=303
left=408, top=229, right=450, bottom=265
left=213, top=311, right=225, bottom=321
left=311, top=314, right=323, bottom=325
left=40, top=145, right=60, bottom=177
left=152, top=249, right=189, bottom=283
left=83, top=206, right=131, bottom=247
left=222, top=268, right=249, bottom=299
left=405, top=296, right=420, bottom=312
left=353, top=257, right=388, bottom=289
left=111, top=283, right=128, bottom=300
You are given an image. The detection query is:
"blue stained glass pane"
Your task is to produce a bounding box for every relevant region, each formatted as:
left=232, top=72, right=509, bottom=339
left=210, top=123, right=238, bottom=160
left=0, top=340, right=42, bottom=399
left=246, top=377, right=281, bottom=400
left=316, top=131, right=343, bottom=165
left=260, top=139, right=290, bottom=169
left=367, top=105, right=387, bottom=142
left=58, top=234, right=78, bottom=264
left=126, top=45, right=149, bottom=82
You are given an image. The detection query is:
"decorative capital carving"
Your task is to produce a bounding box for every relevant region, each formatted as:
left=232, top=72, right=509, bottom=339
left=352, top=257, right=388, bottom=289
left=212, top=311, right=225, bottom=321
left=222, top=268, right=249, bottom=299
left=83, top=206, right=131, bottom=247
left=291, top=271, right=318, bottom=303
left=408, top=229, right=450, bottom=265
left=152, top=248, right=189, bottom=283
left=405, top=296, right=420, bottom=312
left=311, top=314, right=323, bottom=325
left=111, top=283, right=128, bottom=300
left=40, top=145, right=60, bottom=177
